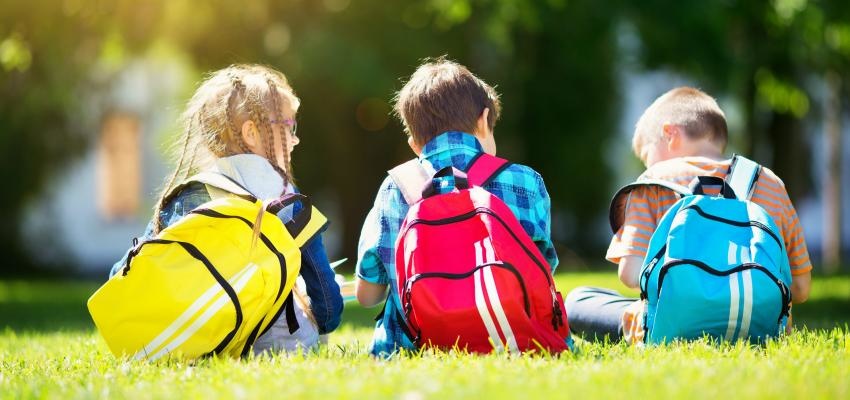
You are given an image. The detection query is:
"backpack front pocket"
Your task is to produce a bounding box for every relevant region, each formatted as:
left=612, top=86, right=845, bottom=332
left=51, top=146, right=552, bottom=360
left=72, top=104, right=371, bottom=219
left=402, top=262, right=530, bottom=353
left=648, top=260, right=790, bottom=344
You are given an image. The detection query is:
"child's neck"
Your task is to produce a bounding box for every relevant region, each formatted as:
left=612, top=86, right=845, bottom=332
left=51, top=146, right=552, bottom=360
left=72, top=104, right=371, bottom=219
left=676, top=140, right=725, bottom=161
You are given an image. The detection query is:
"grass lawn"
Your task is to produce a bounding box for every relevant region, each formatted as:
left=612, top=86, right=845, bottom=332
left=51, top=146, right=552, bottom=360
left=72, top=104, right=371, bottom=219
left=1, top=272, right=848, bottom=399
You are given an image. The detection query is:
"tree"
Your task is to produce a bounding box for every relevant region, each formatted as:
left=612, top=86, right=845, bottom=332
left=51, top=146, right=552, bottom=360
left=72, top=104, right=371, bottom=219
left=0, top=3, right=133, bottom=275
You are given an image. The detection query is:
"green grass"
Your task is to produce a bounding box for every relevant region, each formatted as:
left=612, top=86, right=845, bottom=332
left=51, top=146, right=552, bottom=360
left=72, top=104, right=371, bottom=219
left=1, top=273, right=849, bottom=399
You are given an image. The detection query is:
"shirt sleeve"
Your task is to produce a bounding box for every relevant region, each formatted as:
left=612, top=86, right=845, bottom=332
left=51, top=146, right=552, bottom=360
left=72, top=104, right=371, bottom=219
left=776, top=187, right=813, bottom=276
left=530, top=172, right=559, bottom=271
left=356, top=177, right=394, bottom=285
left=109, top=219, right=156, bottom=278
left=299, top=234, right=344, bottom=334
left=606, top=186, right=661, bottom=264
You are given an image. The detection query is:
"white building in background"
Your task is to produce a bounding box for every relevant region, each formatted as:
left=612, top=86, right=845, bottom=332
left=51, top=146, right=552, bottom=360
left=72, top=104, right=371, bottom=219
left=22, top=58, right=192, bottom=276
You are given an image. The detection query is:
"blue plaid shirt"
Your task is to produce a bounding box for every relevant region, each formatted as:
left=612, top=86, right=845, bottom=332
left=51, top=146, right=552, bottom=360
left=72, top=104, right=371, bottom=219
left=356, top=131, right=558, bottom=357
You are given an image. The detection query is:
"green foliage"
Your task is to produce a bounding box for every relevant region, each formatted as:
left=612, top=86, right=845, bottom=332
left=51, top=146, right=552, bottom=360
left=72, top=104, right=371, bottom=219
left=624, top=0, right=850, bottom=202
left=1, top=273, right=849, bottom=399
left=3, top=0, right=850, bottom=273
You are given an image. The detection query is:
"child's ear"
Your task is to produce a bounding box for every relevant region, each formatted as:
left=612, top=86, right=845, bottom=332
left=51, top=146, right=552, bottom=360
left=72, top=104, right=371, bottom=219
left=407, top=135, right=422, bottom=156
left=241, top=120, right=261, bottom=153
left=475, top=108, right=490, bottom=137
left=662, top=123, right=681, bottom=151
left=474, top=108, right=497, bottom=155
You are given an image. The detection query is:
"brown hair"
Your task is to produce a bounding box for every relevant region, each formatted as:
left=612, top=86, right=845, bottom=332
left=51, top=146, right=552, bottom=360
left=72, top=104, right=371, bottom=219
left=152, top=64, right=299, bottom=233
left=633, top=86, right=728, bottom=158
left=393, top=57, right=501, bottom=146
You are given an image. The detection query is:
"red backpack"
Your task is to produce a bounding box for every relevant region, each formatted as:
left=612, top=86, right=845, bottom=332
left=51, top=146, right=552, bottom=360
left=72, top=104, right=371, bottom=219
left=388, top=154, right=570, bottom=354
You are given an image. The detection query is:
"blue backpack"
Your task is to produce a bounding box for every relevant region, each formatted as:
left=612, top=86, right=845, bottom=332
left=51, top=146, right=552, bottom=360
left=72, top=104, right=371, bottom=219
left=609, top=155, right=793, bottom=344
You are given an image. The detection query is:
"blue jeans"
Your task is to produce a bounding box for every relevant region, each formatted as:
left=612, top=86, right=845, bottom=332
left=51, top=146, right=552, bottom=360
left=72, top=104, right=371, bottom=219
left=564, top=286, right=637, bottom=342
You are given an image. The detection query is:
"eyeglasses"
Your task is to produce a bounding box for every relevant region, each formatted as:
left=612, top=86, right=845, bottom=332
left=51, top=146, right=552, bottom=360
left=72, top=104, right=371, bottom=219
left=269, top=118, right=297, bottom=137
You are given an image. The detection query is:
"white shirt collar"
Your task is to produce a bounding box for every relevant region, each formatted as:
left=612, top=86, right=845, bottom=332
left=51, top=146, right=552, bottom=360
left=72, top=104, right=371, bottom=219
left=212, top=154, right=293, bottom=200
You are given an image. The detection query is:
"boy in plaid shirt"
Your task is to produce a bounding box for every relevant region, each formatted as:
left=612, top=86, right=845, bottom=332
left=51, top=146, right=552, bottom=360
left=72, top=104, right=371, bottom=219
left=355, top=58, right=558, bottom=356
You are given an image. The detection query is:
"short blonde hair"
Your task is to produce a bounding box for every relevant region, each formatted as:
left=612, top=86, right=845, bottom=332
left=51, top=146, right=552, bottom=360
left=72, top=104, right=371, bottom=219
left=633, top=87, right=728, bottom=159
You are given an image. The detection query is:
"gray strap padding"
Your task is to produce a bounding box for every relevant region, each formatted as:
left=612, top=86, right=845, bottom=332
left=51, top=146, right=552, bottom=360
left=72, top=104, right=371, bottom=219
left=387, top=159, right=430, bottom=206
left=165, top=172, right=255, bottom=203
left=608, top=179, right=692, bottom=233
left=726, top=154, right=761, bottom=201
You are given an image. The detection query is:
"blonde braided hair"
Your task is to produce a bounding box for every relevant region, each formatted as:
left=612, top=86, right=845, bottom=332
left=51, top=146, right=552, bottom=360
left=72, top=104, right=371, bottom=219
left=152, top=64, right=299, bottom=233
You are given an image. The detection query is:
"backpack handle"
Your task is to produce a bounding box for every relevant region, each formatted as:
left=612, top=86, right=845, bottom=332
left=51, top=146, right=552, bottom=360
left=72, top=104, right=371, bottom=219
left=265, top=193, right=317, bottom=240
left=465, top=153, right=511, bottom=187
left=609, top=179, right=692, bottom=233
left=421, top=166, right=469, bottom=199
left=688, top=176, right=737, bottom=199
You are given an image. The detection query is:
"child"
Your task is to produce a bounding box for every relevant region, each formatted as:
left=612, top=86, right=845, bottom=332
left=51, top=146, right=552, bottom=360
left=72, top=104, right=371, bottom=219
left=565, top=87, right=812, bottom=342
left=355, top=58, right=560, bottom=356
left=111, top=64, right=343, bottom=353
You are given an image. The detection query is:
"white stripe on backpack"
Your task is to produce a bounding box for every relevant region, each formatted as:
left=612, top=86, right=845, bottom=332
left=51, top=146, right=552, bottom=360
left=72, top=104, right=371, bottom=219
left=725, top=272, right=740, bottom=341
left=480, top=237, right=518, bottom=353
left=474, top=268, right=504, bottom=353
left=471, top=238, right=519, bottom=354
left=738, top=270, right=754, bottom=339
left=135, top=263, right=258, bottom=360
left=725, top=242, right=755, bottom=341
left=482, top=266, right=519, bottom=354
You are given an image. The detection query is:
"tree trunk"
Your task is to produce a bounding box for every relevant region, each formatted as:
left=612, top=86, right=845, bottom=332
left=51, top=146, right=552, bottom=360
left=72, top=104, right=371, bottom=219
left=823, top=71, right=842, bottom=273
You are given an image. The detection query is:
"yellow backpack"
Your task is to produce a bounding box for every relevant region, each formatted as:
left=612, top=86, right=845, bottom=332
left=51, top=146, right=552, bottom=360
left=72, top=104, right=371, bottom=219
left=87, top=173, right=327, bottom=361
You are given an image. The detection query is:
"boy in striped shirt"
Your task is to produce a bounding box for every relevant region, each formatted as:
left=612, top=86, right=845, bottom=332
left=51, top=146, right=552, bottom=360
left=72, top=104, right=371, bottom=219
left=565, top=87, right=812, bottom=343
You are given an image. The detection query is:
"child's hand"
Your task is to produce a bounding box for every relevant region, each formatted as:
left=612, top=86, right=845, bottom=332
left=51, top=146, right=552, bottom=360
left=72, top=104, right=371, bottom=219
left=785, top=312, right=794, bottom=334
left=335, top=274, right=356, bottom=302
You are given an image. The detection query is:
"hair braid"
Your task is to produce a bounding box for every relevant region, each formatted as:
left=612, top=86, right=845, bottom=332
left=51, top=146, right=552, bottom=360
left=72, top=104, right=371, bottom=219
left=182, top=105, right=203, bottom=177
left=225, top=73, right=252, bottom=154
left=265, top=77, right=293, bottom=184
left=151, top=108, right=198, bottom=233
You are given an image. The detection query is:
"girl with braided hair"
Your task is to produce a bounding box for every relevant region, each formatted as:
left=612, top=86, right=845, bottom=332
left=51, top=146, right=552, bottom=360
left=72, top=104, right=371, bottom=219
left=110, top=64, right=343, bottom=354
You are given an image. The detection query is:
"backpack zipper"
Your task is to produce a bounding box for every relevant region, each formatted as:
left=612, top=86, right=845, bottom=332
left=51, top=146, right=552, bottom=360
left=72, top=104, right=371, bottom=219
left=190, top=208, right=288, bottom=302
left=640, top=203, right=784, bottom=301
left=640, top=245, right=668, bottom=300
left=402, top=262, right=531, bottom=318
left=402, top=207, right=564, bottom=329
left=402, top=207, right=555, bottom=288
left=189, top=207, right=291, bottom=355
left=655, top=259, right=791, bottom=323
left=123, top=239, right=245, bottom=356
left=681, top=204, right=782, bottom=248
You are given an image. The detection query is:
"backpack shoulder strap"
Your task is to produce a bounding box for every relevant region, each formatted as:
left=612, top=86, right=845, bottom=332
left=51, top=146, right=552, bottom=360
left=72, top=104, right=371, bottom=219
left=465, top=153, right=512, bottom=187
left=608, top=179, right=692, bottom=233
left=387, top=159, right=430, bottom=206
left=726, top=154, right=762, bottom=201
left=163, top=171, right=256, bottom=206
left=190, top=171, right=254, bottom=197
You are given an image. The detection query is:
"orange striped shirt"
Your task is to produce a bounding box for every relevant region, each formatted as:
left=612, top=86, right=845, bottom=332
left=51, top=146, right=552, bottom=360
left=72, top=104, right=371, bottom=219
left=606, top=157, right=812, bottom=276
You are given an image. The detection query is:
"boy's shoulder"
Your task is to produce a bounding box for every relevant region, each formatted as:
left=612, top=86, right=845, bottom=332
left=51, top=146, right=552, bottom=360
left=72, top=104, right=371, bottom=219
left=753, top=164, right=786, bottom=188
left=483, top=160, right=549, bottom=201
left=637, top=157, right=729, bottom=181
left=636, top=156, right=788, bottom=195
left=498, top=161, right=545, bottom=184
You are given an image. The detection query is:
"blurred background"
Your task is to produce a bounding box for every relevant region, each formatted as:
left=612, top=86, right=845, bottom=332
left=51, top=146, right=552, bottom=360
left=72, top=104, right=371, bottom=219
left=1, top=0, right=849, bottom=279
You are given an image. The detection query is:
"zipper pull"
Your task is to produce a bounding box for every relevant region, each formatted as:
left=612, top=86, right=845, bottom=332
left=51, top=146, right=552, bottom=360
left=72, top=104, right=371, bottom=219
left=550, top=288, right=563, bottom=329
